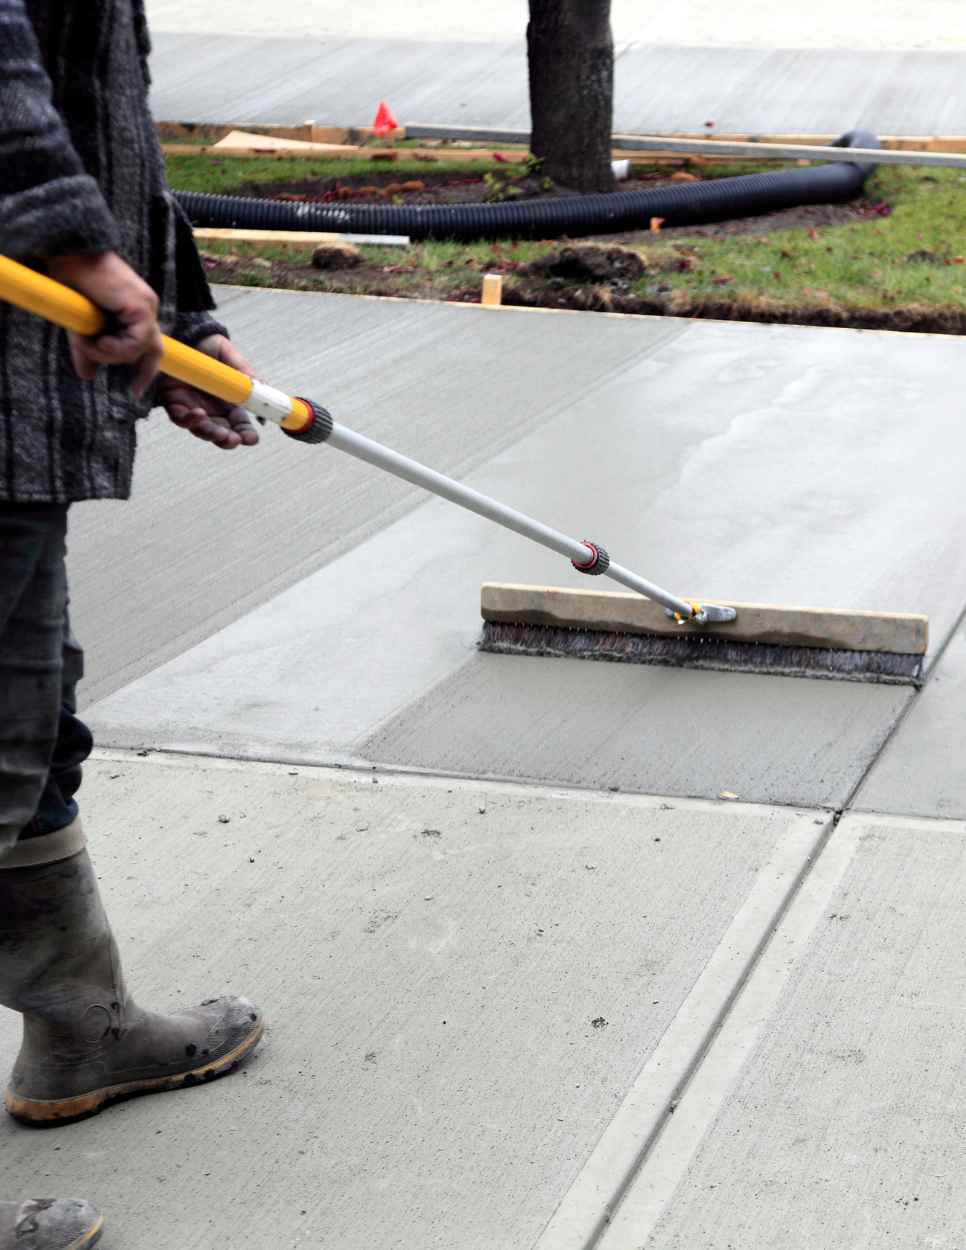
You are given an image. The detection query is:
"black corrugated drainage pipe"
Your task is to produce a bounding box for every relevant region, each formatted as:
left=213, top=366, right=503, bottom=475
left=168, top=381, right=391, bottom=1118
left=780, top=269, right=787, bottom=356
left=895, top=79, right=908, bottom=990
left=176, top=131, right=879, bottom=243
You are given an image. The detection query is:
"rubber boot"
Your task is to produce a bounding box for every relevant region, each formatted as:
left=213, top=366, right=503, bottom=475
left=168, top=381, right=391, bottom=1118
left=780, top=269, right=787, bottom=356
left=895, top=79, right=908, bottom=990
left=0, top=1199, right=102, bottom=1249
left=0, top=843, right=264, bottom=1124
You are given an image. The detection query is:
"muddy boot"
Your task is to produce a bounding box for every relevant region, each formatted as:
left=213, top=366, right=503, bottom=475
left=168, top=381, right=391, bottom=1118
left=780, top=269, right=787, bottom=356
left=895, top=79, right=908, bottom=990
left=0, top=1199, right=102, bottom=1249
left=0, top=833, right=264, bottom=1125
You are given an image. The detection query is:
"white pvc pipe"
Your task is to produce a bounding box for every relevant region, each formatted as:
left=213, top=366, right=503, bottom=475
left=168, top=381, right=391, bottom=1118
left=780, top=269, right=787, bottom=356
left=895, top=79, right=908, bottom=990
left=408, top=124, right=966, bottom=169
left=613, top=136, right=966, bottom=169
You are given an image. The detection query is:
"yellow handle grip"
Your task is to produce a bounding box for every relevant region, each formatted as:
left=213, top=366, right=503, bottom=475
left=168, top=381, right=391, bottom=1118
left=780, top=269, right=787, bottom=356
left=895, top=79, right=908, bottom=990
left=0, top=255, right=314, bottom=432
left=0, top=255, right=254, bottom=407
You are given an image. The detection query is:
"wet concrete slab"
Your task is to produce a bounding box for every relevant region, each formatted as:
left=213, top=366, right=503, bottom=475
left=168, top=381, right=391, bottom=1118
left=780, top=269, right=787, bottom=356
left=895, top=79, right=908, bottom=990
left=149, top=32, right=966, bottom=134
left=0, top=752, right=829, bottom=1250
left=590, top=811, right=966, bottom=1250
left=365, top=653, right=908, bottom=809
left=857, top=623, right=966, bottom=819
left=84, top=301, right=963, bottom=808
left=147, top=0, right=957, bottom=49
left=71, top=293, right=684, bottom=706
left=150, top=34, right=531, bottom=131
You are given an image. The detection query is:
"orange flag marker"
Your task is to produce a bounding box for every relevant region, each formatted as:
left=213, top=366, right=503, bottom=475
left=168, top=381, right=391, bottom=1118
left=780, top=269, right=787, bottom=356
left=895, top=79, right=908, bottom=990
left=372, top=101, right=399, bottom=136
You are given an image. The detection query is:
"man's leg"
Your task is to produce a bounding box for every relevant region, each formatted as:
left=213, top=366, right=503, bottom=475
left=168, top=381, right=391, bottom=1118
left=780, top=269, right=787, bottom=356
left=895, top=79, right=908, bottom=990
left=0, top=503, right=263, bottom=1134
left=0, top=504, right=104, bottom=1248
left=27, top=621, right=93, bottom=842
left=0, top=504, right=76, bottom=859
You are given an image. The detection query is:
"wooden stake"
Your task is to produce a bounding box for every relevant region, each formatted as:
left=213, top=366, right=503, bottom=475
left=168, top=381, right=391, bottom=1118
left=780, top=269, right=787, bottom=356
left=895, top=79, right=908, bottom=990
left=481, top=274, right=504, bottom=307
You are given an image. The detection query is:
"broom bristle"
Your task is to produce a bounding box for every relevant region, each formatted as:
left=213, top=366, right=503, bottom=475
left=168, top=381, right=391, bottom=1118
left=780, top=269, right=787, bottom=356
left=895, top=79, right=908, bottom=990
left=479, top=621, right=924, bottom=686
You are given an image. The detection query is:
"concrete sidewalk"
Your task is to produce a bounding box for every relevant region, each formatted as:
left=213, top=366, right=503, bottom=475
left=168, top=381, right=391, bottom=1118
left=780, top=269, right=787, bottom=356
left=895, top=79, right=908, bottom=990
left=147, top=35, right=966, bottom=136
left=146, top=0, right=964, bottom=50
left=4, top=293, right=966, bottom=1248
left=145, top=0, right=966, bottom=135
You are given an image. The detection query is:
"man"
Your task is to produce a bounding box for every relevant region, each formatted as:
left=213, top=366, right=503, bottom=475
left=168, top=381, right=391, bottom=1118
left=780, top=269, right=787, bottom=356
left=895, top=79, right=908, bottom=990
left=1, top=3, right=264, bottom=1246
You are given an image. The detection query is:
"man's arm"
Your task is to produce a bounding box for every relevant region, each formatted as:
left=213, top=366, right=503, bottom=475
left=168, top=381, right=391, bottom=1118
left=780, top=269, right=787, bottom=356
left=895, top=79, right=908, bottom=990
left=0, top=0, right=119, bottom=260
left=0, top=0, right=162, bottom=392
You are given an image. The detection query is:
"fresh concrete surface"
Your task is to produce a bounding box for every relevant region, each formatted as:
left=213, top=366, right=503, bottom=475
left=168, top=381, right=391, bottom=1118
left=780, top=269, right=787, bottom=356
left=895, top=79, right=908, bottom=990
left=145, top=0, right=964, bottom=50
left=364, top=653, right=908, bottom=809
left=857, top=622, right=966, bottom=819
left=595, top=812, right=966, bottom=1249
left=71, top=292, right=685, bottom=706
left=148, top=33, right=966, bottom=135
left=0, top=753, right=829, bottom=1250
left=78, top=296, right=964, bottom=807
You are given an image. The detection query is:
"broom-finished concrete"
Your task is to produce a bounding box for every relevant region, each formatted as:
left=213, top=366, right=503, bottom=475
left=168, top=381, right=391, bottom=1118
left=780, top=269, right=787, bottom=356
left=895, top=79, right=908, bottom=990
left=0, top=755, right=830, bottom=1250
left=145, top=0, right=966, bottom=134
left=595, top=812, right=966, bottom=1249
left=147, top=33, right=966, bottom=136
left=146, top=0, right=962, bottom=50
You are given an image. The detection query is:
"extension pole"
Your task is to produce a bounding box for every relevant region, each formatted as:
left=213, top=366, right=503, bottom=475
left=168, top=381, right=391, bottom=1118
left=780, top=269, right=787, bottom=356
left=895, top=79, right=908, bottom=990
left=0, top=255, right=735, bottom=626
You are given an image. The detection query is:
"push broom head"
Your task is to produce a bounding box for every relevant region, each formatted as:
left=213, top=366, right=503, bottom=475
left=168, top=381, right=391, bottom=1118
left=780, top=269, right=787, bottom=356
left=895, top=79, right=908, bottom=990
left=479, top=584, right=929, bottom=685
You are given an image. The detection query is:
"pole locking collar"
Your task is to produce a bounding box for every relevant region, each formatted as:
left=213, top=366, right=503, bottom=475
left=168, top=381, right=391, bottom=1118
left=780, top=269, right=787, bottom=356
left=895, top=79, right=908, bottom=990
left=282, top=398, right=334, bottom=445
left=572, top=541, right=610, bottom=576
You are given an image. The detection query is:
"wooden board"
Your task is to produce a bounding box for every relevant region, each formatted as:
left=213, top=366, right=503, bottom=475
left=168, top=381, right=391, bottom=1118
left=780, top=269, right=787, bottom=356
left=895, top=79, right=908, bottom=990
left=194, top=228, right=345, bottom=249
left=414, top=124, right=966, bottom=156
left=162, top=143, right=719, bottom=166
left=611, top=135, right=966, bottom=169
left=212, top=130, right=361, bottom=155
left=159, top=121, right=966, bottom=158
left=156, top=121, right=405, bottom=144
left=192, top=227, right=410, bottom=248
left=163, top=130, right=702, bottom=165
left=480, top=583, right=929, bottom=656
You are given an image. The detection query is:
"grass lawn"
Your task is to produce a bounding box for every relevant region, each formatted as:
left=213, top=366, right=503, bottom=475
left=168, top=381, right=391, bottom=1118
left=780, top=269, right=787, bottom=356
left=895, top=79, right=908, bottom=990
left=166, top=151, right=966, bottom=333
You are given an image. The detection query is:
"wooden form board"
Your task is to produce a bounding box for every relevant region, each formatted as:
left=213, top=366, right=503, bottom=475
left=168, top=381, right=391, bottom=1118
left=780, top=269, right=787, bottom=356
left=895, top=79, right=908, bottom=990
left=480, top=583, right=929, bottom=656
left=163, top=130, right=536, bottom=163
left=618, top=131, right=966, bottom=154
left=161, top=125, right=966, bottom=171
left=163, top=142, right=712, bottom=166
left=156, top=121, right=405, bottom=144
left=413, top=123, right=966, bottom=155
left=614, top=135, right=966, bottom=169
left=192, top=227, right=410, bottom=248
left=212, top=130, right=361, bottom=155
left=194, top=228, right=345, bottom=249
left=158, top=120, right=966, bottom=158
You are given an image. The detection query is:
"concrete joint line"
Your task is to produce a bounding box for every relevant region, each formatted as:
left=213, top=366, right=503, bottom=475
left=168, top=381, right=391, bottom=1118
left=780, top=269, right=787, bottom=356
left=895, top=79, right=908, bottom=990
left=92, top=744, right=849, bottom=816
left=588, top=814, right=860, bottom=1247
left=93, top=746, right=821, bottom=817
left=530, top=812, right=833, bottom=1250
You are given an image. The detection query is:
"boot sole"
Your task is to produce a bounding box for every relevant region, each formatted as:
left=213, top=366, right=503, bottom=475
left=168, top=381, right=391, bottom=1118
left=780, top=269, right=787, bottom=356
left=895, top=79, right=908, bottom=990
left=4, top=1017, right=264, bottom=1125
left=70, top=1215, right=104, bottom=1249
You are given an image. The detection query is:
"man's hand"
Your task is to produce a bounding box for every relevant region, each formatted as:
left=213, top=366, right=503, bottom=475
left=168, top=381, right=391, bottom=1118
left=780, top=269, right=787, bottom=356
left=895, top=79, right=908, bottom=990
left=47, top=251, right=163, bottom=398
left=157, top=335, right=259, bottom=450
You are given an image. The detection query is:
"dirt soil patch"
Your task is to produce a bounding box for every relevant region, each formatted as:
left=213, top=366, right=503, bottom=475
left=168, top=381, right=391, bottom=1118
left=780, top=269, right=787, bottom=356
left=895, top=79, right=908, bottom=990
left=235, top=165, right=708, bottom=206
left=182, top=158, right=966, bottom=336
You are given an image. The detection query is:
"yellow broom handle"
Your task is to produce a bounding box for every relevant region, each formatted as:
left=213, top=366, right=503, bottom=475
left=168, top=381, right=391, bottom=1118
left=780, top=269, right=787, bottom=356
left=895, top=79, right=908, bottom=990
left=0, top=255, right=313, bottom=431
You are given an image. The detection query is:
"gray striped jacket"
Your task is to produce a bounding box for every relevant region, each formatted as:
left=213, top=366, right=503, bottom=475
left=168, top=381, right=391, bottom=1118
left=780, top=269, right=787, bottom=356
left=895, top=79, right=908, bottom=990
left=0, top=0, right=225, bottom=503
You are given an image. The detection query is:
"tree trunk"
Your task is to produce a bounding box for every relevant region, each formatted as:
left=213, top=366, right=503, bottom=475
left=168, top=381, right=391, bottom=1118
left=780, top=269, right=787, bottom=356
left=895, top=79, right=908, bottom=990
left=527, top=0, right=614, bottom=193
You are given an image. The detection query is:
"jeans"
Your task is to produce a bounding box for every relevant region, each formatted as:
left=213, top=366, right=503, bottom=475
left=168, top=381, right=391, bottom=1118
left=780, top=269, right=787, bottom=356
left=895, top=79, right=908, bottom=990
left=0, top=503, right=92, bottom=864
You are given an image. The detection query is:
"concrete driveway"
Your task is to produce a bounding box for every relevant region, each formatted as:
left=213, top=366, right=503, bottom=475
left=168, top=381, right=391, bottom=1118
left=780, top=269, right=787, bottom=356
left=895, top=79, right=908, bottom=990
left=2, top=292, right=965, bottom=1248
